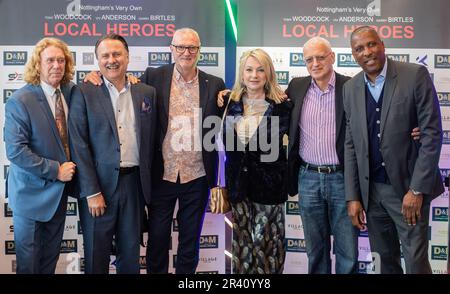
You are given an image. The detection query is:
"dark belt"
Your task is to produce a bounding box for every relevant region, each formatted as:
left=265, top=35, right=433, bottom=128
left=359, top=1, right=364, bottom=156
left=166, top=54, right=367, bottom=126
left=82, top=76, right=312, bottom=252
left=301, top=161, right=342, bottom=174
left=119, top=166, right=139, bottom=175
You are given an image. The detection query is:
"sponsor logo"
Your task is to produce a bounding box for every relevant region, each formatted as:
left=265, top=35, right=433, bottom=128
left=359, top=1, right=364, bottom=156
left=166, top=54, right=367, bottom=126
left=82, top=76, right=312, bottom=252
left=76, top=71, right=91, bottom=84
left=271, top=52, right=284, bottom=66
left=276, top=71, right=289, bottom=85
left=337, top=54, right=358, bottom=67
left=287, top=223, right=302, bottom=231
left=435, top=55, right=450, bottom=68
left=3, top=51, right=27, bottom=65
left=198, top=53, right=219, bottom=66
left=285, top=201, right=299, bottom=215
left=77, top=220, right=83, bottom=235
left=432, top=207, right=448, bottom=222
left=7, top=72, right=24, bottom=82
left=172, top=218, right=179, bottom=232
left=4, top=165, right=9, bottom=180
left=359, top=224, right=369, bottom=237
left=148, top=52, right=171, bottom=66
left=66, top=201, right=77, bottom=216
left=199, top=235, right=218, bottom=249
left=71, top=51, right=76, bottom=66
left=9, top=225, right=14, bottom=233
left=139, top=256, right=146, bottom=270
left=5, top=240, right=15, bottom=255
left=443, top=130, right=450, bottom=144
left=431, top=245, right=447, bottom=260
left=387, top=54, right=409, bottom=63
left=415, top=55, right=428, bottom=67
left=60, top=239, right=78, bottom=253
left=199, top=256, right=217, bottom=264
left=289, top=53, right=305, bottom=67
left=286, top=238, right=306, bottom=252
left=4, top=203, right=13, bottom=217
left=82, top=52, right=94, bottom=65
left=438, top=92, right=450, bottom=106
left=3, top=89, right=16, bottom=103
left=128, top=71, right=145, bottom=78
left=358, top=261, right=373, bottom=274
left=79, top=257, right=85, bottom=272
left=65, top=224, right=76, bottom=232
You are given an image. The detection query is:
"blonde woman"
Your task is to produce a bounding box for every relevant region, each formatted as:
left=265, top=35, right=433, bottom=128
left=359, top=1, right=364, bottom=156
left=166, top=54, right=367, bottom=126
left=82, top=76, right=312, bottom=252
left=222, top=49, right=292, bottom=274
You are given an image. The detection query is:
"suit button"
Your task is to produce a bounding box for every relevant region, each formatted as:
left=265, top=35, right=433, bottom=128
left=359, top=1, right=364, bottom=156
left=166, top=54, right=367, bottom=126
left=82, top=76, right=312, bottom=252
left=117, top=148, right=120, bottom=152
left=115, top=168, right=119, bottom=171
left=365, top=176, right=369, bottom=180
left=381, top=162, right=385, bottom=166
left=366, top=154, right=369, bottom=158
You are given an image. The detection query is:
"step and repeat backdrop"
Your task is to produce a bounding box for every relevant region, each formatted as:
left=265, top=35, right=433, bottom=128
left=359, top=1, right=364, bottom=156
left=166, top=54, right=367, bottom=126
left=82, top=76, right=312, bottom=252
left=0, top=0, right=226, bottom=274
left=0, top=0, right=449, bottom=274
left=236, top=0, right=449, bottom=274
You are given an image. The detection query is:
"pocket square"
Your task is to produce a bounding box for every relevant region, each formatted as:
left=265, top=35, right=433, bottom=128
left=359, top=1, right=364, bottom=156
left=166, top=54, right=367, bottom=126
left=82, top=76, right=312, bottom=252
left=141, top=97, right=152, bottom=114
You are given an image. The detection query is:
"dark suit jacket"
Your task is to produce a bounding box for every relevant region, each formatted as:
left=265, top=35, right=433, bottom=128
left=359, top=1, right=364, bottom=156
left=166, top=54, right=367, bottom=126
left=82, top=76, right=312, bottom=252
left=140, top=64, right=226, bottom=188
left=286, top=72, right=350, bottom=196
left=69, top=82, right=157, bottom=205
left=223, top=96, right=293, bottom=205
left=4, top=83, right=80, bottom=222
left=343, top=59, right=444, bottom=210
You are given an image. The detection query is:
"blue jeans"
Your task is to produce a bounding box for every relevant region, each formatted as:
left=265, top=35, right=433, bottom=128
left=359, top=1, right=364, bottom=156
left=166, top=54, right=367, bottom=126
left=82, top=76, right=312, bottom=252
left=298, top=166, right=358, bottom=274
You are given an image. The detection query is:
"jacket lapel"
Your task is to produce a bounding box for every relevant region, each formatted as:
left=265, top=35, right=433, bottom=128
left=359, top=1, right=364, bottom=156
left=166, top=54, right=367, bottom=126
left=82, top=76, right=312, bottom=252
left=199, top=70, right=209, bottom=118
left=380, top=59, right=397, bottom=139
left=130, top=85, right=141, bottom=149
left=335, top=73, right=344, bottom=143
left=288, top=76, right=311, bottom=153
left=33, top=85, right=66, bottom=156
left=355, top=73, right=369, bottom=146
left=99, top=83, right=119, bottom=141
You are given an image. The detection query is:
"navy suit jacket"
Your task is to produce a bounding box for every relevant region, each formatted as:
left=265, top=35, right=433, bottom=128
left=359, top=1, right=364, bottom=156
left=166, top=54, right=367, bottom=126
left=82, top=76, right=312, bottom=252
left=69, top=82, right=157, bottom=205
left=140, top=64, right=225, bottom=188
left=4, top=83, right=81, bottom=222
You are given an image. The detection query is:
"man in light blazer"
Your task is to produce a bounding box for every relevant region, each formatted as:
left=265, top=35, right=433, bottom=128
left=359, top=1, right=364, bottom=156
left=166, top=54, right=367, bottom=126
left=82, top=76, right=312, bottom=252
left=4, top=37, right=78, bottom=273
left=344, top=26, right=443, bottom=274
left=69, top=34, right=156, bottom=273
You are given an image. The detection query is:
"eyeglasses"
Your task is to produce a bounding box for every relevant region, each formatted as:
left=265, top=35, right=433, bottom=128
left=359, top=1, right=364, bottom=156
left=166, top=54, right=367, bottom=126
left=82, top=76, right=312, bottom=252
left=304, top=52, right=332, bottom=64
left=171, top=44, right=200, bottom=54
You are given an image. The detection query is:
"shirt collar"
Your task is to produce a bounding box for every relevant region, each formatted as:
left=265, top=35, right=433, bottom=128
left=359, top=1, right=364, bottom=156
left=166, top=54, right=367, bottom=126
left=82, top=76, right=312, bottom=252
left=102, top=76, right=131, bottom=92
left=40, top=81, right=61, bottom=97
left=174, top=66, right=199, bottom=84
left=310, top=71, right=336, bottom=92
left=364, top=57, right=388, bottom=85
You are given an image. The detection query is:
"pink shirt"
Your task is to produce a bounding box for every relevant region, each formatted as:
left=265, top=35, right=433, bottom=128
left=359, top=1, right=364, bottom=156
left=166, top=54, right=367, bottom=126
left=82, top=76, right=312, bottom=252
left=298, top=71, right=340, bottom=165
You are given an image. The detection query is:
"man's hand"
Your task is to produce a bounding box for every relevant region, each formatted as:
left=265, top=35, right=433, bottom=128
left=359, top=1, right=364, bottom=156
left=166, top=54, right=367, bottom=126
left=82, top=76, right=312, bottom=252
left=83, top=71, right=102, bottom=85
left=87, top=193, right=107, bottom=218
left=127, top=74, right=140, bottom=84
left=217, top=89, right=231, bottom=107
left=347, top=200, right=365, bottom=230
left=411, top=127, right=420, bottom=141
left=402, top=190, right=423, bottom=226
left=57, top=162, right=76, bottom=182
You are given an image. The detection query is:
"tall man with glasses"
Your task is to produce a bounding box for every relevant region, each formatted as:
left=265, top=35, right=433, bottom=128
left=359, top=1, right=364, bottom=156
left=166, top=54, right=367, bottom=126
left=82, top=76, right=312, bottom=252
left=84, top=27, right=225, bottom=273
left=286, top=37, right=359, bottom=274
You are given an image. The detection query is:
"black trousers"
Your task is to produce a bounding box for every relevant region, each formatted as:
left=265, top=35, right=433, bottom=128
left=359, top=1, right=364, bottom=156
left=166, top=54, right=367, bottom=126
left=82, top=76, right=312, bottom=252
left=146, top=176, right=209, bottom=274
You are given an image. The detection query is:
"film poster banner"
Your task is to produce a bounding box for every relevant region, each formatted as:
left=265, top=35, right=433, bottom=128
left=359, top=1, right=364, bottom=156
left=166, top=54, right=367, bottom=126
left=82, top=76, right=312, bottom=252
left=237, top=0, right=449, bottom=274
left=0, top=0, right=226, bottom=274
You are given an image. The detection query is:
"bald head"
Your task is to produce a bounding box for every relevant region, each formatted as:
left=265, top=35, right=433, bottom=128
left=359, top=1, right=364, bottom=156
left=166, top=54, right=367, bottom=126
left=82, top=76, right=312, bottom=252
left=303, top=36, right=332, bottom=53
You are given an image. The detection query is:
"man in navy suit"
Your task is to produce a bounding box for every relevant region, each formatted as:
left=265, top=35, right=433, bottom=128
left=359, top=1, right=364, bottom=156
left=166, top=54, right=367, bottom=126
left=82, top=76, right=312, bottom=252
left=85, top=28, right=225, bottom=274
left=4, top=37, right=78, bottom=274
left=69, top=34, right=156, bottom=274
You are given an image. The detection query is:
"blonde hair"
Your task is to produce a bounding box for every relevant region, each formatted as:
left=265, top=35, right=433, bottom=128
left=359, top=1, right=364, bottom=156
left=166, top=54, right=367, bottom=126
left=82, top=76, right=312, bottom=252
left=24, top=37, right=74, bottom=85
left=230, top=48, right=284, bottom=103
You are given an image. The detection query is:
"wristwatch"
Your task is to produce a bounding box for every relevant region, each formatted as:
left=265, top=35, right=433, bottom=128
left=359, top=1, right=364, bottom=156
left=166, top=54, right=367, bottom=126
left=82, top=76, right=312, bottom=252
left=411, top=189, right=422, bottom=196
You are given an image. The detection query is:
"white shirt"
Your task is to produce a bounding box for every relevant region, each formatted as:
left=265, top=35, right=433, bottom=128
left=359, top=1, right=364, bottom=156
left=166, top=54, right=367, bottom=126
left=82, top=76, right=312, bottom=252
left=40, top=81, right=68, bottom=121
left=103, top=76, right=139, bottom=167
